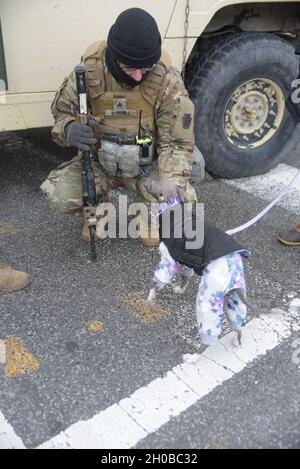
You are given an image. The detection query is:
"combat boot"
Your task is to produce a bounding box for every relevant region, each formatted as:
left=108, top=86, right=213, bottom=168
left=81, top=223, right=100, bottom=242
left=0, top=265, right=29, bottom=292
left=81, top=213, right=116, bottom=242
left=81, top=198, right=117, bottom=242
left=139, top=219, right=160, bottom=247
left=277, top=224, right=300, bottom=246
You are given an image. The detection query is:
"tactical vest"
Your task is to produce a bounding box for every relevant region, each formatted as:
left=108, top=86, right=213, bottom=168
left=82, top=41, right=171, bottom=177
left=83, top=40, right=171, bottom=135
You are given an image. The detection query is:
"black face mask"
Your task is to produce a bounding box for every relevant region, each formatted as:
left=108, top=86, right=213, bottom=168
left=105, top=48, right=150, bottom=87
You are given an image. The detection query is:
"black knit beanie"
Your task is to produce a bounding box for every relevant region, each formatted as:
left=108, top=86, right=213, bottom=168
left=107, top=8, right=162, bottom=68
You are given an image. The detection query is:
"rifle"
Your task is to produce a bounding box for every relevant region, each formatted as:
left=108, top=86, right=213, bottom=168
left=74, top=64, right=97, bottom=261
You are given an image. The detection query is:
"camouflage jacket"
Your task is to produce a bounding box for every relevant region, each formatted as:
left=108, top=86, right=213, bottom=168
left=51, top=49, right=195, bottom=186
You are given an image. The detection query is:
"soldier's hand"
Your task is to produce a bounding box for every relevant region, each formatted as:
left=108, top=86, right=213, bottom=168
left=143, top=177, right=184, bottom=202
left=65, top=120, right=97, bottom=151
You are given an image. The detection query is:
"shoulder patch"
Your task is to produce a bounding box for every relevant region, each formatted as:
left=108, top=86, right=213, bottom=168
left=182, top=113, right=192, bottom=129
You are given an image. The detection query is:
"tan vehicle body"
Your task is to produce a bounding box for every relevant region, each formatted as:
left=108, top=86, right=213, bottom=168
left=0, top=0, right=299, bottom=131
left=0, top=1, right=299, bottom=177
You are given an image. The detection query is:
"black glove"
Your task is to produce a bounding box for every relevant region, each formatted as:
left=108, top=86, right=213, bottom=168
left=65, top=119, right=97, bottom=151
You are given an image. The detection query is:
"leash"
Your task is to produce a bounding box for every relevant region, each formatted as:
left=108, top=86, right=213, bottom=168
left=149, top=168, right=300, bottom=235
left=226, top=168, right=300, bottom=236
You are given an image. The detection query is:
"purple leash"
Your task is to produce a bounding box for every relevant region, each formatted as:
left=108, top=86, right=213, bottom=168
left=226, top=168, right=300, bottom=236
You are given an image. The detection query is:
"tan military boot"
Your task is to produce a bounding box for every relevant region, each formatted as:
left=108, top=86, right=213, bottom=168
left=81, top=198, right=117, bottom=242
left=0, top=265, right=29, bottom=292
left=81, top=223, right=100, bottom=242
left=139, top=219, right=160, bottom=247
left=81, top=213, right=116, bottom=242
left=277, top=224, right=300, bottom=246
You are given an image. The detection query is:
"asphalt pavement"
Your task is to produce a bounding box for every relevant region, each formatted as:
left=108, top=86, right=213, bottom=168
left=0, top=128, right=299, bottom=449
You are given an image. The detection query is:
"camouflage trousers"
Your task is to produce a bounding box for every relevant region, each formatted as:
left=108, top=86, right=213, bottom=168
left=40, top=154, right=197, bottom=214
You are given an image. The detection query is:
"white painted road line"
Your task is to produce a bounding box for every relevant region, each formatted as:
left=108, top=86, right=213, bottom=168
left=36, top=305, right=299, bottom=450
left=224, top=164, right=300, bottom=213
left=0, top=411, right=26, bottom=449
left=37, top=404, right=148, bottom=450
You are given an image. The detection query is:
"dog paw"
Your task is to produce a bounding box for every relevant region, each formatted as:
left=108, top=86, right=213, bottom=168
left=147, top=288, right=156, bottom=303
left=173, top=285, right=184, bottom=295
left=183, top=353, right=200, bottom=364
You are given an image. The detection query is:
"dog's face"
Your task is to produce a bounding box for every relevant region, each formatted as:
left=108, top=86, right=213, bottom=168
left=142, top=178, right=184, bottom=203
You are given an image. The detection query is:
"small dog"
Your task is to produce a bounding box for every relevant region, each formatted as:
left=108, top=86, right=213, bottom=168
left=144, top=178, right=271, bottom=353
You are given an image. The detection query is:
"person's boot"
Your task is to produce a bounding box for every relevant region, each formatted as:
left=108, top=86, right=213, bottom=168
left=139, top=219, right=160, bottom=247
left=0, top=265, right=29, bottom=292
left=81, top=198, right=117, bottom=242
left=277, top=224, right=300, bottom=246
left=81, top=223, right=100, bottom=242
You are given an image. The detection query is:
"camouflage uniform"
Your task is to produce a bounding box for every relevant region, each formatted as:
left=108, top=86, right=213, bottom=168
left=41, top=41, right=197, bottom=216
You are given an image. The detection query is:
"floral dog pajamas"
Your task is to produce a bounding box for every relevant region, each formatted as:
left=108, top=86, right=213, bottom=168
left=153, top=244, right=247, bottom=346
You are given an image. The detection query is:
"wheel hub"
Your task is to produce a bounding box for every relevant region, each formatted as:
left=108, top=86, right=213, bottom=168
left=223, top=79, right=285, bottom=149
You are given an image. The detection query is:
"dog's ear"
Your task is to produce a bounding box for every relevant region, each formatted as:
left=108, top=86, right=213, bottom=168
left=142, top=179, right=164, bottom=201
left=142, top=179, right=152, bottom=192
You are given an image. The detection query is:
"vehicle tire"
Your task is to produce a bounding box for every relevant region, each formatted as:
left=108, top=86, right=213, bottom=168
left=186, top=32, right=299, bottom=178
